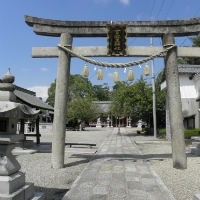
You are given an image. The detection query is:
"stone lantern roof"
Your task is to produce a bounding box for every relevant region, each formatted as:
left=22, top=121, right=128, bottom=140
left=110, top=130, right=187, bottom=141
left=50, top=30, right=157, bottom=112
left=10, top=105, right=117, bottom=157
left=0, top=69, right=40, bottom=119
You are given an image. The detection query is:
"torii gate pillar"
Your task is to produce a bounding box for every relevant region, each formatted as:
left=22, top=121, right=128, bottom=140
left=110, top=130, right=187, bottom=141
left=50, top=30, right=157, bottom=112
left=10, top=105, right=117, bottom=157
left=51, top=33, right=72, bottom=169
left=163, top=33, right=187, bottom=169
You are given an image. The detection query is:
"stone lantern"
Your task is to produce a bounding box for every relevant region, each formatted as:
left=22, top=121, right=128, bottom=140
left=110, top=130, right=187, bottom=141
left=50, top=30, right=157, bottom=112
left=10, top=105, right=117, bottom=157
left=128, top=116, right=132, bottom=128
left=96, top=117, right=101, bottom=128
left=106, top=116, right=110, bottom=128
left=0, top=69, right=44, bottom=199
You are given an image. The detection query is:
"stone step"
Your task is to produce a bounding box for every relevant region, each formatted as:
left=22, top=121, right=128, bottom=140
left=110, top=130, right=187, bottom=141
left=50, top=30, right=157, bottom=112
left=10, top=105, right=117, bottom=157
left=191, top=136, right=200, bottom=141
left=0, top=182, right=36, bottom=200
left=24, top=182, right=35, bottom=200
left=29, top=192, right=45, bottom=200
left=192, top=142, right=200, bottom=149
left=12, top=148, right=38, bottom=156
left=189, top=147, right=200, bottom=156
left=0, top=171, right=25, bottom=195
left=194, top=194, right=200, bottom=200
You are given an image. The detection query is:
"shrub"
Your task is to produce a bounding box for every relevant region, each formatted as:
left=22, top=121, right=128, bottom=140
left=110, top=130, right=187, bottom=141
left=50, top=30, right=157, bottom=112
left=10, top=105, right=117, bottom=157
left=157, top=128, right=200, bottom=139
left=184, top=129, right=200, bottom=139
left=158, top=129, right=166, bottom=135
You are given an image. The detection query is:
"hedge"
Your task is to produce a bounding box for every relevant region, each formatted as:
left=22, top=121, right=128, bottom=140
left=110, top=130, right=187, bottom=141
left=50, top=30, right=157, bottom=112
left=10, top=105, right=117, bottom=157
left=158, top=128, right=200, bottom=139
left=184, top=129, right=200, bottom=139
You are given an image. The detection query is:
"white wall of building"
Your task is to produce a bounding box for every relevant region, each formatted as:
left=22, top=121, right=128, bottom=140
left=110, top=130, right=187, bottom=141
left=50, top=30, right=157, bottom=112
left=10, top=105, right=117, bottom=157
left=179, top=75, right=197, bottom=98
left=162, top=73, right=200, bottom=129
left=194, top=74, right=200, bottom=97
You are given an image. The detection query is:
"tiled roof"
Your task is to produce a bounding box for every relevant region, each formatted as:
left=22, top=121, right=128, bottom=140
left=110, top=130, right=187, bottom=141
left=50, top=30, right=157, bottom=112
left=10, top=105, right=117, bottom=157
left=14, top=86, right=54, bottom=111
left=161, top=65, right=200, bottom=82
left=93, top=101, right=112, bottom=113
left=178, top=65, right=200, bottom=74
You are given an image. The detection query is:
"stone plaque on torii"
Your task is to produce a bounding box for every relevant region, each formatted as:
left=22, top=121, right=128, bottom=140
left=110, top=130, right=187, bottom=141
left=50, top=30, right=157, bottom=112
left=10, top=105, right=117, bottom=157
left=25, top=15, right=200, bottom=169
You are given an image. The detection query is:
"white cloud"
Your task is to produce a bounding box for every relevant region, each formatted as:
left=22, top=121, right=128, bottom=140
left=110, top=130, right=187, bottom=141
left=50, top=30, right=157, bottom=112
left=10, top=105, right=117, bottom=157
left=119, top=0, right=130, bottom=5
left=27, top=86, right=49, bottom=101
left=40, top=67, right=48, bottom=72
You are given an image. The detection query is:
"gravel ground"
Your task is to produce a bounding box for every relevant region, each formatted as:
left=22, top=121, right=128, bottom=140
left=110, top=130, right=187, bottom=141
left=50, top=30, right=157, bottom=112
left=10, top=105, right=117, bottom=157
left=15, top=127, right=113, bottom=200
left=15, top=127, right=200, bottom=200
left=127, top=130, right=200, bottom=200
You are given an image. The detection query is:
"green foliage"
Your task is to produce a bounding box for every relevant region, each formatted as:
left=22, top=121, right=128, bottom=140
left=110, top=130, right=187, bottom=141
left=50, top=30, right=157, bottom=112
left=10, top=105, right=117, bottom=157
left=67, top=96, right=102, bottom=122
left=68, top=74, right=93, bottom=101
left=46, top=75, right=112, bottom=107
left=46, top=72, right=166, bottom=126
left=92, top=83, right=111, bottom=101
left=110, top=76, right=155, bottom=123
left=184, top=129, right=200, bottom=139
left=158, top=129, right=166, bottom=135
left=158, top=128, right=200, bottom=139
left=46, top=79, right=56, bottom=107
left=155, top=70, right=166, bottom=127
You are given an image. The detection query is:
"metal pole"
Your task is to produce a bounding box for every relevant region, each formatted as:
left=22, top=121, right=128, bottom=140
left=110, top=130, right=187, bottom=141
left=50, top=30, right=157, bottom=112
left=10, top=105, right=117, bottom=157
left=150, top=37, right=157, bottom=138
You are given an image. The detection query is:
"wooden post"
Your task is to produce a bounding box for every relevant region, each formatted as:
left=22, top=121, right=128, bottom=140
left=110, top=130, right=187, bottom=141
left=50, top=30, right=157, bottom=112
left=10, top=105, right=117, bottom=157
left=163, top=33, right=187, bottom=169
left=20, top=119, right=24, bottom=134
left=20, top=119, right=25, bottom=149
left=51, top=33, right=72, bottom=169
left=36, top=117, right=40, bottom=145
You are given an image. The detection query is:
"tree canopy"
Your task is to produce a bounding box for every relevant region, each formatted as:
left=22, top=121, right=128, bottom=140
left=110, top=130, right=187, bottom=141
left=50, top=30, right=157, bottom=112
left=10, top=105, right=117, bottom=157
left=67, top=96, right=102, bottom=122
left=46, top=73, right=166, bottom=127
left=110, top=74, right=166, bottom=127
left=46, top=74, right=93, bottom=107
left=92, top=83, right=110, bottom=101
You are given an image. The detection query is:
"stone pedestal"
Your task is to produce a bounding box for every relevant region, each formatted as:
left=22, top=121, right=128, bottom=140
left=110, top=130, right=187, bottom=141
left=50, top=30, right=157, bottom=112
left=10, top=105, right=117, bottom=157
left=96, top=118, right=101, bottom=128
left=189, top=137, right=200, bottom=156
left=0, top=142, right=44, bottom=199
left=0, top=171, right=39, bottom=200
left=126, top=117, right=131, bottom=128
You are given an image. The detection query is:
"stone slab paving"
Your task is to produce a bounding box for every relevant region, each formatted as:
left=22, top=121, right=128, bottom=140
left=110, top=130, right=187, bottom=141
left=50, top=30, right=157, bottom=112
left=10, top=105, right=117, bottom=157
left=62, top=128, right=175, bottom=200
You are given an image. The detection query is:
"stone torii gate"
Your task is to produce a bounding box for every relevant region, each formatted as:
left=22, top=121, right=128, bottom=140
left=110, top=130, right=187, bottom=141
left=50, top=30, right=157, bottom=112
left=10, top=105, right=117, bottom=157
left=25, top=15, right=200, bottom=170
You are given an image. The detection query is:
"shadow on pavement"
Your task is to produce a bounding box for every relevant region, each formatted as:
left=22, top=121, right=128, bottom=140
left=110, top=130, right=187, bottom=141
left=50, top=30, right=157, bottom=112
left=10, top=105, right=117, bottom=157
left=35, top=186, right=69, bottom=200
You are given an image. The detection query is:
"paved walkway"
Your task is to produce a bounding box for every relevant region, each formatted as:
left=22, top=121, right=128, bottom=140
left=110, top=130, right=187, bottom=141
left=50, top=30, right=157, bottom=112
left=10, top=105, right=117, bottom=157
left=62, top=128, right=175, bottom=200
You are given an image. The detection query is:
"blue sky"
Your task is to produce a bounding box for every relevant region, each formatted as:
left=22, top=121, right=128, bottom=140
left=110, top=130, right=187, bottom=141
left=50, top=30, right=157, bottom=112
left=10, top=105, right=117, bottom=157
left=0, top=0, right=200, bottom=100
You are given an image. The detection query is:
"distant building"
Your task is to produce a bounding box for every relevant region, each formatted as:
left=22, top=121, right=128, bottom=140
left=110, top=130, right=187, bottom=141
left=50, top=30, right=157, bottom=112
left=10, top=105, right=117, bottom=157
left=91, top=101, right=132, bottom=127
left=14, top=85, right=54, bottom=112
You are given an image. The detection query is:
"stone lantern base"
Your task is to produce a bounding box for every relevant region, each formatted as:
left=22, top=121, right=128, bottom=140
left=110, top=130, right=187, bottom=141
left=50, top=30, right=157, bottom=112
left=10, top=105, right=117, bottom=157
left=0, top=140, right=44, bottom=200
left=0, top=171, right=44, bottom=200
